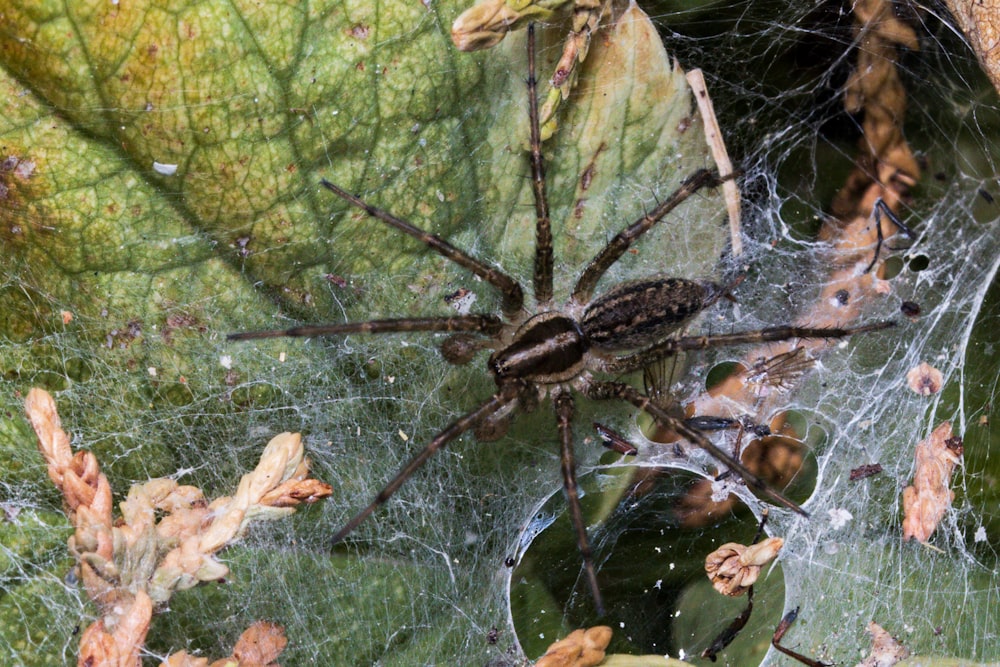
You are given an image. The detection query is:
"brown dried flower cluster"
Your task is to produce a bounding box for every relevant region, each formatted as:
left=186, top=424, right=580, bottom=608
left=452, top=0, right=619, bottom=138
left=705, top=536, right=784, bottom=597
left=902, top=422, right=963, bottom=543
left=535, top=626, right=612, bottom=667
left=25, top=388, right=331, bottom=667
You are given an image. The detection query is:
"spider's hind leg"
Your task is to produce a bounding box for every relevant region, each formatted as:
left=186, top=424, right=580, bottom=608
left=330, top=386, right=520, bottom=547
left=581, top=378, right=808, bottom=517
left=553, top=388, right=605, bottom=616
left=319, top=179, right=526, bottom=318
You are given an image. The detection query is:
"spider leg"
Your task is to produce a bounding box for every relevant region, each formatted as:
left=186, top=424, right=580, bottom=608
left=772, top=607, right=832, bottom=667
left=600, top=320, right=895, bottom=375
left=320, top=180, right=525, bottom=318
left=553, top=389, right=605, bottom=616
left=330, top=384, right=520, bottom=547
left=526, top=24, right=554, bottom=307
left=572, top=169, right=724, bottom=303
left=864, top=198, right=916, bottom=274
left=581, top=379, right=807, bottom=516
left=227, top=315, right=503, bottom=341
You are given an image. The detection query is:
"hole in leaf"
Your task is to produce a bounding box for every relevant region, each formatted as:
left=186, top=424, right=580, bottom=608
left=508, top=467, right=784, bottom=662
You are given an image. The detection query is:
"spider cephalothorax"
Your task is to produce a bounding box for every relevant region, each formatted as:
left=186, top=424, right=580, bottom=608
left=230, top=25, right=891, bottom=614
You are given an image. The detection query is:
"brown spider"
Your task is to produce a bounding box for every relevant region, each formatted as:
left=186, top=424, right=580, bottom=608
left=229, top=25, right=892, bottom=615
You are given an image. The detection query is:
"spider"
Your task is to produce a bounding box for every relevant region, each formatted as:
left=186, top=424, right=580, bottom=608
left=229, top=25, right=892, bottom=615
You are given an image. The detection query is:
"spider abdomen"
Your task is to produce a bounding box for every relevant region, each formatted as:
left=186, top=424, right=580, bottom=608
left=489, top=313, right=587, bottom=383
left=581, top=277, right=707, bottom=351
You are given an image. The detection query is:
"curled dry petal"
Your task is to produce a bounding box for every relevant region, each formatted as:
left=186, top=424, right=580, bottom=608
left=705, top=536, right=784, bottom=596
left=902, top=422, right=963, bottom=543
left=24, top=387, right=74, bottom=486
left=535, top=626, right=613, bottom=667
left=242, top=431, right=306, bottom=500
left=26, top=388, right=116, bottom=601
left=906, top=361, right=943, bottom=395
left=78, top=621, right=122, bottom=667
left=260, top=477, right=334, bottom=507
left=114, top=590, right=153, bottom=664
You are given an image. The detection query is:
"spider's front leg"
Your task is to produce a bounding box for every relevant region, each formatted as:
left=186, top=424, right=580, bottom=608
left=451, top=0, right=613, bottom=139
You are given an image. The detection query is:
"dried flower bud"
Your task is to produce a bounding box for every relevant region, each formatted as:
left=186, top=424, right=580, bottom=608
left=705, top=536, right=784, bottom=596
left=535, top=626, right=612, bottom=667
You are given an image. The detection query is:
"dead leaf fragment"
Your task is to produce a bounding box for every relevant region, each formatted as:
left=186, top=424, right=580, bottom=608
left=902, top=422, right=963, bottom=542
left=535, top=626, right=613, bottom=667
left=705, top=537, right=784, bottom=596
left=229, top=621, right=288, bottom=666
left=906, top=362, right=943, bottom=395
left=943, top=0, right=1000, bottom=97
left=854, top=621, right=909, bottom=667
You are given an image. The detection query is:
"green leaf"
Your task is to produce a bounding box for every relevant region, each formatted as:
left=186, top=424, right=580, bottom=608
left=0, top=1, right=723, bottom=664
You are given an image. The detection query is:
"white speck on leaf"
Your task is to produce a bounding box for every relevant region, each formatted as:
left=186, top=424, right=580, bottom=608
left=153, top=161, right=178, bottom=175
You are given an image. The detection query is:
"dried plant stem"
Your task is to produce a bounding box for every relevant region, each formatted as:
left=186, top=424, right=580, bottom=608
left=687, top=68, right=742, bottom=256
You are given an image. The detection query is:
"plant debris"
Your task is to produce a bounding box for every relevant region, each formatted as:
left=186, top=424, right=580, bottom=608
left=902, top=421, right=963, bottom=543
left=162, top=621, right=288, bottom=667
left=704, top=536, right=783, bottom=597
left=906, top=361, right=943, bottom=395
left=535, top=626, right=613, bottom=667
left=25, top=387, right=329, bottom=666
left=854, top=621, right=909, bottom=667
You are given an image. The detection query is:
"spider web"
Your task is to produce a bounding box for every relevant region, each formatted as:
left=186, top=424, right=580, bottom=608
left=0, top=1, right=998, bottom=665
